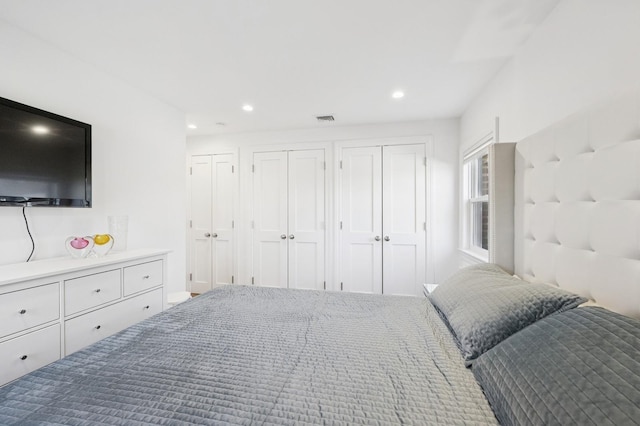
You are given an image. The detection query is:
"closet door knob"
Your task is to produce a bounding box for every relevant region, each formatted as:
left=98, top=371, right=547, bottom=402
left=95, top=325, right=101, bottom=330
left=19, top=309, right=27, bottom=315
left=204, top=232, right=211, bottom=237
left=384, top=236, right=390, bottom=241
left=374, top=236, right=381, bottom=241
left=280, top=234, right=287, bottom=239
left=144, top=305, right=150, bottom=310
left=95, top=289, right=101, bottom=293
left=20, top=355, right=27, bottom=361
left=289, top=234, right=295, bottom=240
left=212, top=233, right=218, bottom=238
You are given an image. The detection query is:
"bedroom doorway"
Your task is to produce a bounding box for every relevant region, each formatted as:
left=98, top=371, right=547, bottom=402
left=339, top=144, right=426, bottom=296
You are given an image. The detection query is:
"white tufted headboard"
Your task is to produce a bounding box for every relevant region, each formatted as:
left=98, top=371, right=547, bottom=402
left=514, top=90, right=640, bottom=318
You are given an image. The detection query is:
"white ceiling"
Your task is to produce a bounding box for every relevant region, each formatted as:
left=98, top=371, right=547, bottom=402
left=0, top=0, right=559, bottom=136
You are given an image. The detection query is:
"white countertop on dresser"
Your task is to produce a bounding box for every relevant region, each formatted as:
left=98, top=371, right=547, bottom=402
left=0, top=249, right=171, bottom=287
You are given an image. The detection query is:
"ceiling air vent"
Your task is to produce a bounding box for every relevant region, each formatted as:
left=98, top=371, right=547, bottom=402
left=316, top=115, right=335, bottom=122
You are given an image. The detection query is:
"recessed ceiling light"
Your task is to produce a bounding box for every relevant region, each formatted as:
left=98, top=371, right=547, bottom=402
left=187, top=124, right=197, bottom=129
left=32, top=125, right=49, bottom=134
left=392, top=91, right=405, bottom=99
left=242, top=104, right=254, bottom=112
left=215, top=122, right=226, bottom=126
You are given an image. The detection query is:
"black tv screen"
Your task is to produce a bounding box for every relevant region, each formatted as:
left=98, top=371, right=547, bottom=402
left=0, top=96, right=91, bottom=207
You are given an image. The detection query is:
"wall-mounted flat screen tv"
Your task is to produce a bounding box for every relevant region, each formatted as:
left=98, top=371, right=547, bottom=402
left=0, top=96, right=91, bottom=207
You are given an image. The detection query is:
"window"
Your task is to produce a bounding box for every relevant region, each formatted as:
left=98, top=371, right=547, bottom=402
left=462, top=139, right=492, bottom=260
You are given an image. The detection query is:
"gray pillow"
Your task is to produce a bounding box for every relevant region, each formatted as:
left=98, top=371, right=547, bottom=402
left=473, top=307, right=640, bottom=426
left=429, top=264, right=586, bottom=365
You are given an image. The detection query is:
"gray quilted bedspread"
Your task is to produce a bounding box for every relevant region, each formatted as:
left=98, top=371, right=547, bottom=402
left=0, top=286, right=497, bottom=425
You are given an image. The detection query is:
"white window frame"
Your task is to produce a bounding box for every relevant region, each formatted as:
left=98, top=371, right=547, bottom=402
left=461, top=134, right=493, bottom=261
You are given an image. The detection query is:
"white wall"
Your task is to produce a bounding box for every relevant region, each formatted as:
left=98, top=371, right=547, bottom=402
left=0, top=21, right=187, bottom=296
left=188, top=119, right=459, bottom=285
left=461, top=0, right=640, bottom=149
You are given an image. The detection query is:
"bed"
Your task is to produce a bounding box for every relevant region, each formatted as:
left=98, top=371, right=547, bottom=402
left=1, top=268, right=638, bottom=425
left=2, top=91, right=640, bottom=425
left=0, top=285, right=499, bottom=425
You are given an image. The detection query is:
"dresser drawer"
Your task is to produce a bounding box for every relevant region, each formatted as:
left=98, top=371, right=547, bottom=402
left=119, top=288, right=163, bottom=330
left=64, top=300, right=126, bottom=355
left=65, top=269, right=121, bottom=316
left=123, top=260, right=163, bottom=296
left=0, top=283, right=60, bottom=337
left=0, top=324, right=61, bottom=386
left=64, top=288, right=163, bottom=355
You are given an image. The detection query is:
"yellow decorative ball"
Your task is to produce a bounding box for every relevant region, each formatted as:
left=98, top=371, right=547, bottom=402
left=94, top=234, right=111, bottom=245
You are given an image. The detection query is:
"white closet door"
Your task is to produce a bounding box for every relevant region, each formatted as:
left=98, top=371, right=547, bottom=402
left=190, top=155, right=213, bottom=294
left=382, top=144, right=426, bottom=296
left=253, top=152, right=288, bottom=288
left=340, top=147, right=383, bottom=294
left=288, top=149, right=325, bottom=290
left=212, top=154, right=235, bottom=287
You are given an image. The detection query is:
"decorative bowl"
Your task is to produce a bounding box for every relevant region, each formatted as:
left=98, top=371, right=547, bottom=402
left=92, top=234, right=114, bottom=257
left=65, top=236, right=95, bottom=258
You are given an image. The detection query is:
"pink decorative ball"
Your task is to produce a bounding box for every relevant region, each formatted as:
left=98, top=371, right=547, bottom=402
left=70, top=237, right=89, bottom=249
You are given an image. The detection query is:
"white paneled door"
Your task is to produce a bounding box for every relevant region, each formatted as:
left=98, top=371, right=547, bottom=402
left=339, top=147, right=383, bottom=294
left=252, top=151, right=288, bottom=288
left=252, top=149, right=325, bottom=290
left=288, top=150, right=326, bottom=290
left=340, top=144, right=426, bottom=296
left=190, top=156, right=212, bottom=293
left=381, top=144, right=426, bottom=296
left=189, top=153, right=235, bottom=294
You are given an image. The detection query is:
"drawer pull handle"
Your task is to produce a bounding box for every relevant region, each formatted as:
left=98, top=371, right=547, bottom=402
left=95, top=325, right=101, bottom=330
left=144, top=305, right=150, bottom=310
left=20, top=355, right=27, bottom=361
left=19, top=309, right=26, bottom=315
left=95, top=289, right=101, bottom=293
left=142, top=275, right=150, bottom=279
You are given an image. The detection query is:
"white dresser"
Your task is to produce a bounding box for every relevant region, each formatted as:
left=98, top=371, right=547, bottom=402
left=0, top=249, right=168, bottom=386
